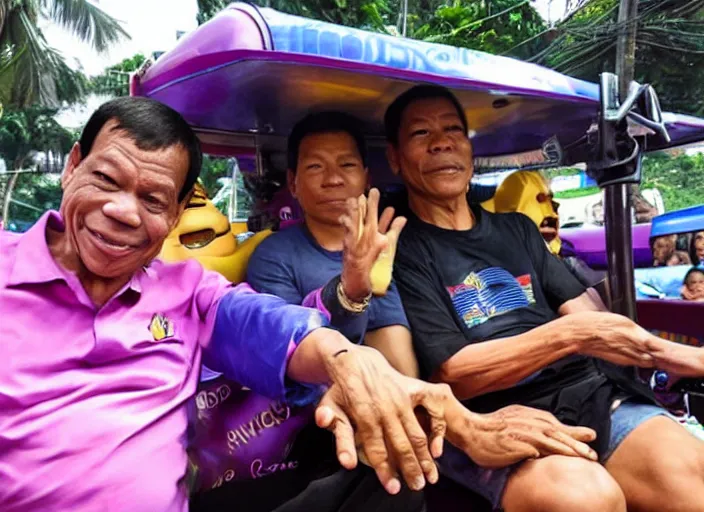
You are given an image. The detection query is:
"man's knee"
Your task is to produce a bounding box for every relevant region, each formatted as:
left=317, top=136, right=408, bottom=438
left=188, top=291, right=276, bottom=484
left=606, top=416, right=704, bottom=511
left=502, top=456, right=626, bottom=512
left=642, top=437, right=704, bottom=511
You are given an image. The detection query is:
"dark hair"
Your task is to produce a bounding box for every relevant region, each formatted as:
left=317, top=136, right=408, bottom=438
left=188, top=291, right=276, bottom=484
left=384, top=85, right=468, bottom=146
left=689, top=231, right=704, bottom=266
left=79, top=96, right=202, bottom=202
left=684, top=266, right=704, bottom=285
left=287, top=111, right=367, bottom=173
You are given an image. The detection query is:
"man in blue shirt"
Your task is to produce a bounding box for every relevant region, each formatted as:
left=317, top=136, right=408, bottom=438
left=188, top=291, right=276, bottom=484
left=247, top=112, right=417, bottom=377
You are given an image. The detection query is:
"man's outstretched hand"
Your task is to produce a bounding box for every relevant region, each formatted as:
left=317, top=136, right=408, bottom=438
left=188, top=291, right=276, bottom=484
left=313, top=343, right=598, bottom=495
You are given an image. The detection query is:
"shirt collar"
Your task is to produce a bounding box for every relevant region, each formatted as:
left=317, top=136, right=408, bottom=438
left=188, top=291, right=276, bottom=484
left=8, top=210, right=143, bottom=295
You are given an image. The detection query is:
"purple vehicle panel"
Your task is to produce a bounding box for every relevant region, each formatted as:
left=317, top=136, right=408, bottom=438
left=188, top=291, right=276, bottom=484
left=561, top=223, right=654, bottom=269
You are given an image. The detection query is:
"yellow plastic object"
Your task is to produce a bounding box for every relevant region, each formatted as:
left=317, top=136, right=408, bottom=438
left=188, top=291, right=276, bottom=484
left=160, top=183, right=272, bottom=283
left=481, top=197, right=496, bottom=213
left=230, top=222, right=249, bottom=236
left=353, top=197, right=397, bottom=296
left=370, top=228, right=399, bottom=296
left=492, top=171, right=562, bottom=255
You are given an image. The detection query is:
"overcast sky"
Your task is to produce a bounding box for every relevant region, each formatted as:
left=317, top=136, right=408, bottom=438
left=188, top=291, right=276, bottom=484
left=42, top=0, right=199, bottom=76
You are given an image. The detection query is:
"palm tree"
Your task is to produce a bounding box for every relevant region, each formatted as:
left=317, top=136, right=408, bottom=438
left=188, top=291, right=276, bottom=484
left=0, top=0, right=130, bottom=109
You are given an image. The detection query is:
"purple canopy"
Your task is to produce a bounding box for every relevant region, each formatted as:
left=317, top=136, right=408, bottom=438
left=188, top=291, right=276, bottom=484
left=133, top=2, right=704, bottom=162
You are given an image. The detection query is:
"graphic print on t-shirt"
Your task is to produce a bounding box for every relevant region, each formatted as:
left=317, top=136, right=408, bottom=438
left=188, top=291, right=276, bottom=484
left=447, top=267, right=536, bottom=329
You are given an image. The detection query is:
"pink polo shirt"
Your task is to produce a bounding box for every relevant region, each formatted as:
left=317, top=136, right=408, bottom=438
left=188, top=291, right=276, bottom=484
left=0, top=211, right=325, bottom=511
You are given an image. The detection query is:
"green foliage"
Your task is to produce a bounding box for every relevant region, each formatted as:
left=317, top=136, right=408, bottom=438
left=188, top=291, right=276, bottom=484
left=196, top=0, right=227, bottom=25
left=413, top=0, right=546, bottom=59
left=0, top=104, right=75, bottom=226
left=1, top=172, right=62, bottom=229
left=197, top=0, right=401, bottom=31
left=531, top=0, right=704, bottom=116
left=0, top=105, right=74, bottom=170
left=195, top=0, right=545, bottom=52
left=543, top=167, right=583, bottom=180
left=554, top=185, right=600, bottom=199
left=546, top=152, right=704, bottom=212
left=199, top=155, right=254, bottom=220
left=641, top=151, right=704, bottom=211
left=90, top=53, right=146, bottom=97
left=199, top=154, right=233, bottom=199
left=0, top=0, right=129, bottom=108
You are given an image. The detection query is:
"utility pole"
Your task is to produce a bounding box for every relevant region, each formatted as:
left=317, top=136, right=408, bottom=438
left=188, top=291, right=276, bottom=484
left=401, top=0, right=409, bottom=37
left=604, top=0, right=639, bottom=319
left=616, top=0, right=638, bottom=98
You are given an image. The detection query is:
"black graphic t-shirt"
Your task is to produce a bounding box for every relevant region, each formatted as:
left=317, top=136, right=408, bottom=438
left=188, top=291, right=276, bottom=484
left=394, top=205, right=588, bottom=387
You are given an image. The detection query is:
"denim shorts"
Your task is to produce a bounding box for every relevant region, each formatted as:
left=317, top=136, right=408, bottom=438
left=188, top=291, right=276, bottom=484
left=436, top=400, right=672, bottom=510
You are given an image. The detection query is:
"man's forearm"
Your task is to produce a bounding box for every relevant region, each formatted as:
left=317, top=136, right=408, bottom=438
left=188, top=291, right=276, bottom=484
left=286, top=327, right=354, bottom=385
left=438, top=316, right=582, bottom=400
left=206, top=285, right=330, bottom=402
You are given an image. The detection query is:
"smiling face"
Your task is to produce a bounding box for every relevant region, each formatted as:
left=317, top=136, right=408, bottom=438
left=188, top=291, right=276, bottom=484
left=685, top=270, right=704, bottom=299
left=288, top=131, right=368, bottom=227
left=59, top=120, right=189, bottom=280
left=387, top=97, right=473, bottom=203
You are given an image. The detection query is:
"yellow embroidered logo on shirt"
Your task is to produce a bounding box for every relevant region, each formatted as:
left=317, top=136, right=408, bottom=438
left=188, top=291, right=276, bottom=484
left=149, top=313, right=174, bottom=341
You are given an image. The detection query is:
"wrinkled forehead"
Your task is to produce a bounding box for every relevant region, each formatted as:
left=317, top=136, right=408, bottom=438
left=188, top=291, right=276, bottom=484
left=401, top=97, right=464, bottom=126
left=88, top=120, right=190, bottom=194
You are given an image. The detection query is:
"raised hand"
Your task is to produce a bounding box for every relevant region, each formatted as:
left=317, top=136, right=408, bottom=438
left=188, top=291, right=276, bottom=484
left=338, top=188, right=406, bottom=301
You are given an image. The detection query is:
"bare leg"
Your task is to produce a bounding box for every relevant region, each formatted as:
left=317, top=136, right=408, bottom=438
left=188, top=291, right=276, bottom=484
left=605, top=416, right=704, bottom=512
left=501, top=455, right=626, bottom=512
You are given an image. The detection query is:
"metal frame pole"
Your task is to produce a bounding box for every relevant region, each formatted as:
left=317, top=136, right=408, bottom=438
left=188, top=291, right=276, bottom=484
left=604, top=0, right=639, bottom=320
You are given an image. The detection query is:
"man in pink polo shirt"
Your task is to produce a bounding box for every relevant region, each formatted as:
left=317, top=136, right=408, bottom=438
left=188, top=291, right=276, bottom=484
left=0, top=97, right=599, bottom=512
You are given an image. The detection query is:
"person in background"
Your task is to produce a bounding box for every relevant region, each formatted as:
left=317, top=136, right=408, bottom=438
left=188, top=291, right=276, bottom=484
left=667, top=250, right=691, bottom=267
left=652, top=234, right=678, bottom=267
left=690, top=231, right=704, bottom=266
left=681, top=267, right=704, bottom=301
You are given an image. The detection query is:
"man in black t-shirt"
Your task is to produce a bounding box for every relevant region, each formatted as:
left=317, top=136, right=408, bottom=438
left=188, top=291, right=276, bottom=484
left=384, top=85, right=704, bottom=512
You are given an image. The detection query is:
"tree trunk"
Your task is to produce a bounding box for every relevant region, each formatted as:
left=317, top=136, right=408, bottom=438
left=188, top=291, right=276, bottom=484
left=2, top=157, right=25, bottom=226
left=2, top=171, right=20, bottom=227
